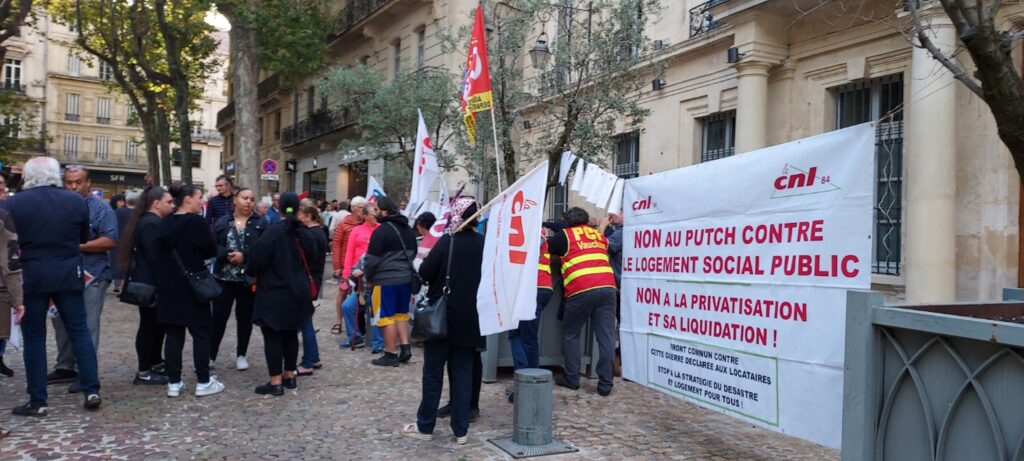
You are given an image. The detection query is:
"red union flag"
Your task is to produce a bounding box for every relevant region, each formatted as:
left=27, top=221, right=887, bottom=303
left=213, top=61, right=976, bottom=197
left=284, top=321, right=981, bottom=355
left=460, top=4, right=493, bottom=144
left=477, top=161, right=549, bottom=335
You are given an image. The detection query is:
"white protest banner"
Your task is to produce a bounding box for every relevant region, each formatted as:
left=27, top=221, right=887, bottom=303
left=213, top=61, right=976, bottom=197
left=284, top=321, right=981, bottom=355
left=366, top=176, right=386, bottom=204
left=569, top=161, right=585, bottom=193
left=558, top=151, right=576, bottom=185
left=416, top=179, right=450, bottom=265
left=477, top=161, right=549, bottom=335
left=620, top=124, right=874, bottom=449
left=408, top=109, right=441, bottom=216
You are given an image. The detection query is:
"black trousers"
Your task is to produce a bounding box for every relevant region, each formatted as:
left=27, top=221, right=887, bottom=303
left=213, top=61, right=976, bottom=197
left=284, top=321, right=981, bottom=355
left=260, top=326, right=299, bottom=376
left=417, top=340, right=475, bottom=437
left=135, top=306, right=164, bottom=372
left=164, top=323, right=211, bottom=384
left=211, top=280, right=255, bottom=360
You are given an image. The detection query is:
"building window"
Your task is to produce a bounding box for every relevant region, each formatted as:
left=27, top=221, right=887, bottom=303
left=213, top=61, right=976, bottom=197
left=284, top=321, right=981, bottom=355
left=2, top=58, right=21, bottom=90
left=548, top=184, right=569, bottom=220
left=1, top=115, right=20, bottom=139
left=392, top=39, right=401, bottom=78
left=126, top=140, right=139, bottom=161
left=303, top=168, right=327, bottom=201
left=99, top=61, right=114, bottom=81
left=836, top=74, right=904, bottom=276
left=126, top=104, right=138, bottom=125
left=65, top=93, right=80, bottom=121
left=700, top=110, right=736, bottom=163
left=614, top=132, right=640, bottom=179
left=96, top=136, right=110, bottom=160
left=68, top=53, right=81, bottom=76
left=97, top=98, right=111, bottom=124
left=306, top=87, right=315, bottom=117
left=416, top=26, right=426, bottom=69
left=273, top=111, right=282, bottom=140
left=64, top=133, right=79, bottom=157
left=171, top=149, right=202, bottom=168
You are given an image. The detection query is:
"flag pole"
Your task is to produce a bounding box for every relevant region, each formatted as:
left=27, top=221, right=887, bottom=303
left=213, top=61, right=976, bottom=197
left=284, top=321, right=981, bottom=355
left=489, top=109, right=504, bottom=191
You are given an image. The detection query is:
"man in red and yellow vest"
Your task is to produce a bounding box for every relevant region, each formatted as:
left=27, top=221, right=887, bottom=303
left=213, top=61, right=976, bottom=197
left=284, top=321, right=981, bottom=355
left=507, top=236, right=554, bottom=401
left=546, top=207, right=617, bottom=397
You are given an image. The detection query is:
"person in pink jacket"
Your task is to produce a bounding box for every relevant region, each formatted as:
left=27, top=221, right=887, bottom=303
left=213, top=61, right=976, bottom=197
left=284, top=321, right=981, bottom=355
left=343, top=203, right=379, bottom=280
left=338, top=203, right=383, bottom=351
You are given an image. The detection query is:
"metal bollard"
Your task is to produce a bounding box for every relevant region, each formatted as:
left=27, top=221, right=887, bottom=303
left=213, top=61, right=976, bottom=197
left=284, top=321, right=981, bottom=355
left=513, top=369, right=554, bottom=446
left=490, top=368, right=577, bottom=458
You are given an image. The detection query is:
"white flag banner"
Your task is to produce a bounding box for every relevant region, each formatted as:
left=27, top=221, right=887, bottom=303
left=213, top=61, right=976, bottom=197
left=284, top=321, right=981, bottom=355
left=607, top=178, right=625, bottom=214
left=593, top=170, right=619, bottom=209
left=569, top=162, right=585, bottom=193
left=477, top=161, right=549, bottom=335
left=558, top=151, right=577, bottom=185
left=408, top=109, right=441, bottom=215
left=367, top=176, right=387, bottom=203
left=581, top=162, right=602, bottom=200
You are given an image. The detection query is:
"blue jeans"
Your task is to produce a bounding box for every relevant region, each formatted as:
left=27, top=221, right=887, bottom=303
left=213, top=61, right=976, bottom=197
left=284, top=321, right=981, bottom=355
left=23, top=290, right=100, bottom=407
left=341, top=292, right=383, bottom=349
left=508, top=289, right=553, bottom=370
left=299, top=318, right=320, bottom=368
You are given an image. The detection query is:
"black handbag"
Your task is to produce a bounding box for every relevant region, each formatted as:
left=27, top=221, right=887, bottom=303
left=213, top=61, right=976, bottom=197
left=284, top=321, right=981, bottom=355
left=119, top=247, right=157, bottom=308
left=412, top=236, right=453, bottom=341
left=387, top=222, right=425, bottom=293
left=172, top=249, right=222, bottom=304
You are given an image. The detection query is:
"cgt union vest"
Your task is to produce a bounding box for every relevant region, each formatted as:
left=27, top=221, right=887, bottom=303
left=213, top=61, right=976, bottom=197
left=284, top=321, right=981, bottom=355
left=560, top=225, right=616, bottom=299
left=538, top=240, right=553, bottom=290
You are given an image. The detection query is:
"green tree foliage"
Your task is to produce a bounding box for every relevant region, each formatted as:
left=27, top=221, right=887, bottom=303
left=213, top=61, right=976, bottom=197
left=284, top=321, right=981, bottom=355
left=0, top=0, right=43, bottom=162
left=217, top=0, right=330, bottom=191
left=444, top=0, right=664, bottom=189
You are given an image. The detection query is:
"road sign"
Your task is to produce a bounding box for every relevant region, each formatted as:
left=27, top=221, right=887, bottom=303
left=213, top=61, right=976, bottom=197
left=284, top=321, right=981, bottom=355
left=261, top=159, right=279, bottom=174
left=260, top=174, right=280, bottom=181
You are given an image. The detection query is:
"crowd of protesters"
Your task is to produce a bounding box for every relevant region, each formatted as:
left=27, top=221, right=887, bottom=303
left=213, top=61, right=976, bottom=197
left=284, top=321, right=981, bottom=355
left=0, top=156, right=626, bottom=446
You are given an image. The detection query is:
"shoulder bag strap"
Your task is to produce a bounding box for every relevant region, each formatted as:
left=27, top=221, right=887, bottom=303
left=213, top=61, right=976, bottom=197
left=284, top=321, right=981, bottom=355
left=293, top=237, right=315, bottom=284
left=387, top=222, right=423, bottom=281
left=171, top=249, right=190, bottom=276
left=442, top=234, right=454, bottom=294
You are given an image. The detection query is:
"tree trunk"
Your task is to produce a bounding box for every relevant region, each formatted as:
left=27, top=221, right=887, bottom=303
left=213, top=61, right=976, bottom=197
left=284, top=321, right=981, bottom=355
left=141, top=93, right=161, bottom=183
left=157, top=108, right=173, bottom=186
left=173, top=81, right=193, bottom=184
left=223, top=9, right=260, bottom=192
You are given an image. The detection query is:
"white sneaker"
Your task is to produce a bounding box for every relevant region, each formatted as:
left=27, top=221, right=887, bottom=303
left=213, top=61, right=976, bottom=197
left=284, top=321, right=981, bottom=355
left=236, top=356, right=249, bottom=371
left=167, top=381, right=185, bottom=398
left=195, top=377, right=225, bottom=397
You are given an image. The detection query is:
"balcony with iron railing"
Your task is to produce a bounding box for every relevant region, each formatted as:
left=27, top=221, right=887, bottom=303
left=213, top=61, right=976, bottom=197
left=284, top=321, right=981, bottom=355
left=193, top=128, right=224, bottom=143
left=328, top=0, right=398, bottom=42
left=1, top=82, right=23, bottom=94
left=689, top=0, right=731, bottom=37
left=49, top=149, right=147, bottom=169
left=281, top=107, right=355, bottom=147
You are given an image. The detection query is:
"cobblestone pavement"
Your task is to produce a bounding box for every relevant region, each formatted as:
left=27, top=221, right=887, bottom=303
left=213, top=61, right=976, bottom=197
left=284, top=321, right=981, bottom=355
left=0, top=283, right=839, bottom=460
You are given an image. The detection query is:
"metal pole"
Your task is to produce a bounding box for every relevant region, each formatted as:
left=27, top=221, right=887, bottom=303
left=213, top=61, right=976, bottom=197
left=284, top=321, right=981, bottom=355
left=490, top=108, right=504, bottom=191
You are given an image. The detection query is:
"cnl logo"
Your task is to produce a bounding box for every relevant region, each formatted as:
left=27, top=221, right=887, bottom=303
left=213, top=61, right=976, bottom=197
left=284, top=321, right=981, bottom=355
left=508, top=191, right=538, bottom=265
left=771, top=164, right=840, bottom=199
left=631, top=195, right=662, bottom=215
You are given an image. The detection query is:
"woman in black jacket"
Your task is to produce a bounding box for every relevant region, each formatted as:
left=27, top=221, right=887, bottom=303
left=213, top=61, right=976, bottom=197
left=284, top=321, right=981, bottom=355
left=156, top=183, right=225, bottom=398
left=244, top=192, right=319, bottom=396
left=403, top=197, right=484, bottom=445
left=115, top=186, right=174, bottom=385
left=296, top=204, right=327, bottom=375
left=210, top=188, right=264, bottom=371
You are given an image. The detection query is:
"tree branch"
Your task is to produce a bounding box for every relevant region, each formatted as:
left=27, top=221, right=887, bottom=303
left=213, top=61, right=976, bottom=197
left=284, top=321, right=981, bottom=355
left=909, top=0, right=984, bottom=97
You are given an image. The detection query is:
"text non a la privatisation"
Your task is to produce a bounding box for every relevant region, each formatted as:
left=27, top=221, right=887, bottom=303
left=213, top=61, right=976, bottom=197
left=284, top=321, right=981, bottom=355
left=626, top=218, right=860, bottom=279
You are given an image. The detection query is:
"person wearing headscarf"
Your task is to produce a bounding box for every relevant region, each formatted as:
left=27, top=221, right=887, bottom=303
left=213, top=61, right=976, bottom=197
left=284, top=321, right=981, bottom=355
left=402, top=197, right=484, bottom=445
left=245, top=192, right=319, bottom=396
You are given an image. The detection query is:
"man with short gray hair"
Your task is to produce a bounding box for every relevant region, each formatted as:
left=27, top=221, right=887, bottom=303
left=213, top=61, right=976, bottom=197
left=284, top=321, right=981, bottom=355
left=3, top=157, right=103, bottom=415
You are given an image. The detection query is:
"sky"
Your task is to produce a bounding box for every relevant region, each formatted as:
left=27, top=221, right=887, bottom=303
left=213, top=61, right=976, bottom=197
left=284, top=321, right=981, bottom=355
left=205, top=10, right=231, bottom=31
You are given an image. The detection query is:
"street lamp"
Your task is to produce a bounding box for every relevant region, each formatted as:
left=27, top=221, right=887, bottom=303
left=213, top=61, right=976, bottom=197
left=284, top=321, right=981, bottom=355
left=529, top=32, right=552, bottom=69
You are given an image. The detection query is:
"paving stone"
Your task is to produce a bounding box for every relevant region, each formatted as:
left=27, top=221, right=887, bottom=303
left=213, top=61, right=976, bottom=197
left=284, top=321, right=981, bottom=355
left=0, top=287, right=839, bottom=460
